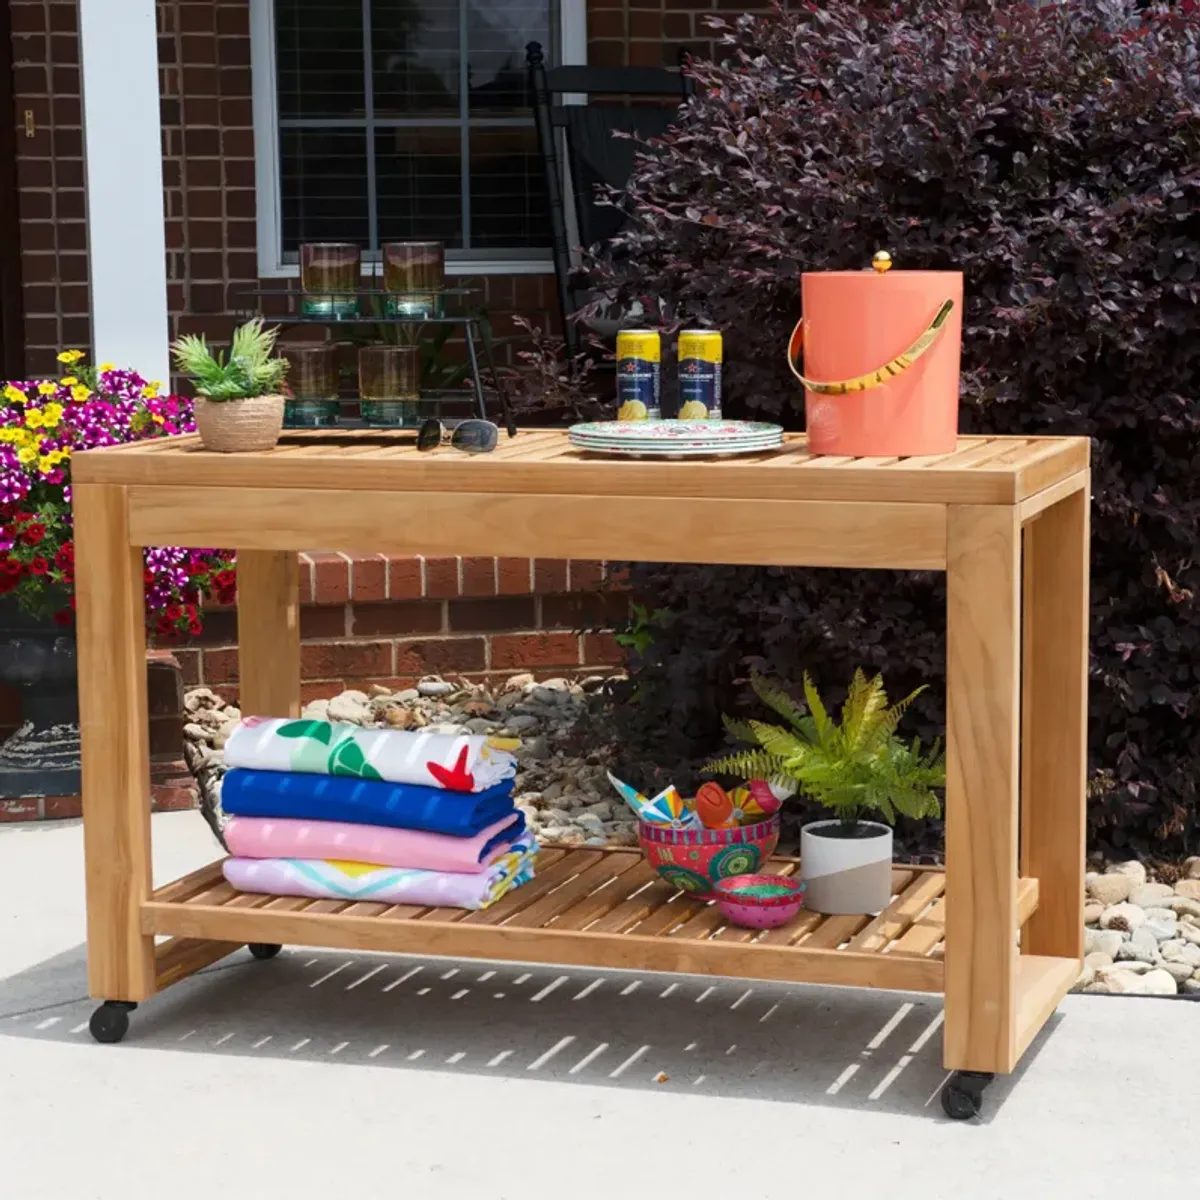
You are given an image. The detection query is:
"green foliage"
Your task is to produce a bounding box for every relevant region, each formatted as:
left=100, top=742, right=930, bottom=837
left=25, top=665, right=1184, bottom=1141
left=704, top=670, right=945, bottom=828
left=171, top=319, right=288, bottom=402
left=614, top=603, right=673, bottom=659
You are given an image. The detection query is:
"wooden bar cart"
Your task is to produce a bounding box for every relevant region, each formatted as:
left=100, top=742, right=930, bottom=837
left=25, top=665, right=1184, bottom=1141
left=73, top=430, right=1090, bottom=1119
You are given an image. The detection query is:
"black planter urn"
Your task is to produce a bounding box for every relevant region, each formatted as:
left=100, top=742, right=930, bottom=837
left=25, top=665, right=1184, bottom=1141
left=0, top=599, right=81, bottom=797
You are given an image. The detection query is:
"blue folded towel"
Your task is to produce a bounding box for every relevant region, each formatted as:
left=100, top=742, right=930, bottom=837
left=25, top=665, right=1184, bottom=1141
left=220, top=769, right=518, bottom=838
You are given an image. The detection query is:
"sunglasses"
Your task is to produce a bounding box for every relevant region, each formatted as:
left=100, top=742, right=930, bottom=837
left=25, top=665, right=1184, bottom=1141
left=416, top=418, right=499, bottom=454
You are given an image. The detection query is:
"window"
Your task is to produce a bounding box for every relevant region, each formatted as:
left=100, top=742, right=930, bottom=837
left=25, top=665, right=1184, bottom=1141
left=251, top=0, right=584, bottom=274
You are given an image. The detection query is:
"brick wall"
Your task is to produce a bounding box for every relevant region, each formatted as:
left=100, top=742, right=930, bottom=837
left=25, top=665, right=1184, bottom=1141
left=182, top=553, right=628, bottom=705
left=588, top=1, right=771, bottom=68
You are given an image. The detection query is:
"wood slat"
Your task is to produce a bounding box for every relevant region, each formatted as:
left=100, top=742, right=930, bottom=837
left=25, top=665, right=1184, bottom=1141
left=502, top=852, right=642, bottom=929
left=546, top=861, right=661, bottom=932
left=626, top=893, right=705, bottom=937
left=756, top=910, right=825, bottom=946
left=848, top=871, right=947, bottom=952
left=459, top=849, right=598, bottom=926
left=300, top=900, right=354, bottom=914
left=891, top=897, right=946, bottom=956
left=224, top=892, right=283, bottom=910
left=151, top=861, right=225, bottom=904
left=927, top=440, right=1026, bottom=471
left=587, top=878, right=679, bottom=934
left=186, top=882, right=240, bottom=907
left=337, top=902, right=394, bottom=918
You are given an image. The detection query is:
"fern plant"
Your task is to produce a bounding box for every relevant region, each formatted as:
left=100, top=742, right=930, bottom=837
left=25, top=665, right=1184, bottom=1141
left=704, top=670, right=945, bottom=832
left=170, top=319, right=288, bottom=402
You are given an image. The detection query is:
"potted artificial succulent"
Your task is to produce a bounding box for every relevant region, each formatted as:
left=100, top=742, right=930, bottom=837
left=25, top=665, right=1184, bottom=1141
left=170, top=319, right=289, bottom=453
left=705, top=671, right=945, bottom=915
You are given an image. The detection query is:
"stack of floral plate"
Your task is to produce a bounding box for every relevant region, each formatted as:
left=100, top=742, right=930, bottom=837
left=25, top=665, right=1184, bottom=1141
left=567, top=419, right=785, bottom=459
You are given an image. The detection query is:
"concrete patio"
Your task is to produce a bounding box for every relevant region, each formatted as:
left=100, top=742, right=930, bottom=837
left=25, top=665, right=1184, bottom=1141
left=2, top=811, right=1197, bottom=1199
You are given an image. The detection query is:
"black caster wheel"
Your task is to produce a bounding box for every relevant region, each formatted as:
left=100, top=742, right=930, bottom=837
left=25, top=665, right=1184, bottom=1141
left=248, top=943, right=282, bottom=961
left=88, top=1001, right=137, bottom=1045
left=940, top=1071, right=994, bottom=1120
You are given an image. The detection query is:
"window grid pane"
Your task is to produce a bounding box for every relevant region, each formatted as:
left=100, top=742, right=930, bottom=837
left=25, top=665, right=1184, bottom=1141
left=276, top=0, right=556, bottom=257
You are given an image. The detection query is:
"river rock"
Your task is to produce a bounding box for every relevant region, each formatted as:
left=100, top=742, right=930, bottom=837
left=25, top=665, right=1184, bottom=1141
left=503, top=673, right=535, bottom=692
left=1129, top=882, right=1176, bottom=909
left=1084, top=928, right=1127, bottom=958
left=1161, top=960, right=1196, bottom=984
left=1082, top=901, right=1105, bottom=925
left=505, top=714, right=540, bottom=734
left=1142, top=910, right=1178, bottom=941
left=1182, top=978, right=1200, bottom=995
left=302, top=699, right=330, bottom=720
left=1107, top=860, right=1148, bottom=888
left=1161, top=941, right=1200, bottom=969
left=1115, top=927, right=1160, bottom=965
left=1184, top=857, right=1200, bottom=881
left=1086, top=873, right=1132, bottom=906
left=1100, top=902, right=1146, bottom=932
left=1178, top=924, right=1200, bottom=947
left=1174, top=880, right=1200, bottom=902
left=417, top=679, right=455, bottom=698
left=1089, top=966, right=1176, bottom=995
left=327, top=694, right=371, bottom=725
left=1165, top=896, right=1200, bottom=919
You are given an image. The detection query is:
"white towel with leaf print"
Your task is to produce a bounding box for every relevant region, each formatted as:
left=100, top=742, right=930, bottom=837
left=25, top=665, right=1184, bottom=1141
left=223, top=717, right=517, bottom=793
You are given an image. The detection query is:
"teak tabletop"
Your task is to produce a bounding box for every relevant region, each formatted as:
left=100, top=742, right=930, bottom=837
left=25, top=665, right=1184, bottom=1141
left=73, top=427, right=1091, bottom=1100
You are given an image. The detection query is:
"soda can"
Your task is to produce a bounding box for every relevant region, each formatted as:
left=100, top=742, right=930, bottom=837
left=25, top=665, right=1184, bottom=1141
left=677, top=330, right=723, bottom=419
left=616, top=330, right=661, bottom=420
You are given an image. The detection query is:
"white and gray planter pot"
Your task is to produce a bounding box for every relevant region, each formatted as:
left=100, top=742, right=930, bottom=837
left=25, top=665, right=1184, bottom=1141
left=800, top=819, right=894, bottom=915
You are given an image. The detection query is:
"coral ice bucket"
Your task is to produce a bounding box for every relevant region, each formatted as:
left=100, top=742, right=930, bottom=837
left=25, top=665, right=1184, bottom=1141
left=788, top=263, right=963, bottom=457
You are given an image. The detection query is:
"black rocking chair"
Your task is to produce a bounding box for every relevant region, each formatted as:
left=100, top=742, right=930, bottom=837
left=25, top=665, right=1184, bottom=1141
left=526, top=41, right=693, bottom=363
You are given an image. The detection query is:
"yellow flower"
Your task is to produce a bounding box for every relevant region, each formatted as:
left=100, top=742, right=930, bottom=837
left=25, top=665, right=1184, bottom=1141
left=24, top=409, right=44, bottom=429
left=59, top=376, right=78, bottom=387
left=70, top=385, right=90, bottom=403
left=3, top=385, right=26, bottom=404
left=36, top=382, right=57, bottom=396
left=142, top=384, right=160, bottom=399
left=41, top=402, right=64, bottom=428
left=37, top=456, right=55, bottom=475
left=49, top=450, right=67, bottom=466
left=55, top=446, right=71, bottom=460
left=57, top=350, right=85, bottom=364
left=17, top=446, right=36, bottom=464
left=98, top=362, right=115, bottom=372
left=151, top=412, right=166, bottom=424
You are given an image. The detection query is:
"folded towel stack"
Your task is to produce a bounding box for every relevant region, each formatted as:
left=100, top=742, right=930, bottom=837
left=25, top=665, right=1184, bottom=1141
left=219, top=717, right=535, bottom=911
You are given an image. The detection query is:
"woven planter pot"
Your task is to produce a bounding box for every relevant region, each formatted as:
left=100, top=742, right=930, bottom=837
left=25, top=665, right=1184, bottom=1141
left=194, top=394, right=285, bottom=453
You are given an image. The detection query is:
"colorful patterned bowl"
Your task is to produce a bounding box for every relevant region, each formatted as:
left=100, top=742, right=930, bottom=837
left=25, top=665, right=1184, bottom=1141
left=714, top=874, right=806, bottom=929
left=638, top=815, right=780, bottom=897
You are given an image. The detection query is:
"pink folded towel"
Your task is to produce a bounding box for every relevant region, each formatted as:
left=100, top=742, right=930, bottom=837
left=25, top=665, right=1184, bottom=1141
left=223, top=812, right=525, bottom=874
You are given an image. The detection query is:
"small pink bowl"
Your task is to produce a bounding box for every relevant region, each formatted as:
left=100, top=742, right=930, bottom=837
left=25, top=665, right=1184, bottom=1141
left=714, top=874, right=806, bottom=929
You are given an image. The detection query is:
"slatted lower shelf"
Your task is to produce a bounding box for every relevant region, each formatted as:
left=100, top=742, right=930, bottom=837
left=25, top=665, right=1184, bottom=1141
left=144, top=847, right=1040, bottom=996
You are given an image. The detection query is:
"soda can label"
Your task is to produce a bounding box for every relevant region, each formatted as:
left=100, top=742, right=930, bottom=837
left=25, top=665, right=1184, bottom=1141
left=617, top=330, right=661, bottom=420
left=677, top=330, right=723, bottom=419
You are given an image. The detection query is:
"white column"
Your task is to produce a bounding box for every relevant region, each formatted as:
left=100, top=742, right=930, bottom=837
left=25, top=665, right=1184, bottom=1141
left=78, top=0, right=170, bottom=384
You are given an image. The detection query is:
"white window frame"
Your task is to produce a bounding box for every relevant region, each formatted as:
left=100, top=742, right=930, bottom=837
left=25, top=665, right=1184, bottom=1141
left=250, top=0, right=586, bottom=278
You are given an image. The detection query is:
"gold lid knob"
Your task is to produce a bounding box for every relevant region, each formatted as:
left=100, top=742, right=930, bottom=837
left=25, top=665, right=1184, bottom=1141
left=872, top=251, right=893, bottom=274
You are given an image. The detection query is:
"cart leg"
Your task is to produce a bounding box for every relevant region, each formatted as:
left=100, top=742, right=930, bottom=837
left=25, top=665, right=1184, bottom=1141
left=1020, top=481, right=1089, bottom=960
left=236, top=550, right=301, bottom=719
left=944, top=506, right=1021, bottom=1080
left=75, top=484, right=156, bottom=1006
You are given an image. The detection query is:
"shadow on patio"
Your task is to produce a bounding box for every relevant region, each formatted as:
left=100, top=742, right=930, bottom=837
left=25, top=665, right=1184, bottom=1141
left=0, top=941, right=1053, bottom=1121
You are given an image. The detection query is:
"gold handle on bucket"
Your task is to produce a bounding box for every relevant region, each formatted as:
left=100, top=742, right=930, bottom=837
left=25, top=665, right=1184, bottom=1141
left=786, top=298, right=955, bottom=396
